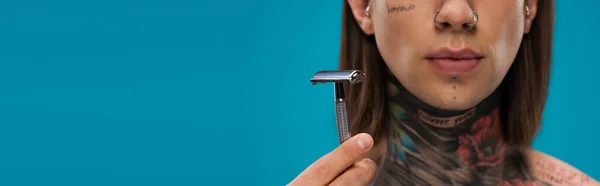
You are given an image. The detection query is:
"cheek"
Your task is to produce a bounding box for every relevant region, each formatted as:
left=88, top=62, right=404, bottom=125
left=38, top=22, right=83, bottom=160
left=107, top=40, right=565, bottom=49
left=485, top=7, right=524, bottom=81
left=373, top=16, right=412, bottom=67
left=372, top=1, right=431, bottom=79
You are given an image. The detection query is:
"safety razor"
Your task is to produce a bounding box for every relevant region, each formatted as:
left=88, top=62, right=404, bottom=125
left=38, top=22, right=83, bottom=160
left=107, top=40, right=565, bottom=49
left=310, top=70, right=366, bottom=144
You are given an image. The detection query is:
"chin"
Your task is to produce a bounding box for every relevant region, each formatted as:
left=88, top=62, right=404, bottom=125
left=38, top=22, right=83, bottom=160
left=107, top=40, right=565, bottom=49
left=411, top=85, right=488, bottom=111
left=390, top=61, right=500, bottom=111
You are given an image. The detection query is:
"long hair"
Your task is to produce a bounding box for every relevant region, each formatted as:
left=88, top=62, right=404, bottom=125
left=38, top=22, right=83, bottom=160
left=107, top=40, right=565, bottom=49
left=339, top=1, right=555, bottom=146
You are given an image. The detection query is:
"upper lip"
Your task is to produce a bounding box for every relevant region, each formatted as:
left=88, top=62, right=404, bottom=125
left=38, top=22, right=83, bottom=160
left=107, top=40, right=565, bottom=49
left=425, top=47, right=484, bottom=59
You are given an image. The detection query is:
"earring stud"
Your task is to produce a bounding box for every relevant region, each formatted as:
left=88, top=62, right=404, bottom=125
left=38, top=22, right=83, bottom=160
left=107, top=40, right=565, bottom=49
left=526, top=6, right=530, bottom=17
left=366, top=6, right=371, bottom=17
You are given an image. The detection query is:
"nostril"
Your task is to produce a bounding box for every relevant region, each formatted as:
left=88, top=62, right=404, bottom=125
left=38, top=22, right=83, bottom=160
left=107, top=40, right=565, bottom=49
left=435, top=21, right=451, bottom=29
left=433, top=8, right=478, bottom=30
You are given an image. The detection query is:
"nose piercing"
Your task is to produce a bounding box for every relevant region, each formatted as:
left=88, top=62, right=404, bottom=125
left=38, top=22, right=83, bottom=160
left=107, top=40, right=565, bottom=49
left=433, top=10, right=479, bottom=29
left=465, top=11, right=478, bottom=28
left=433, top=11, right=443, bottom=29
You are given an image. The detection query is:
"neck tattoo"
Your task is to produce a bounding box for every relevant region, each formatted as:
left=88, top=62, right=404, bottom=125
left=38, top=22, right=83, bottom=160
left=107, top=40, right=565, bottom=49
left=418, top=108, right=476, bottom=128
left=370, top=76, right=547, bottom=186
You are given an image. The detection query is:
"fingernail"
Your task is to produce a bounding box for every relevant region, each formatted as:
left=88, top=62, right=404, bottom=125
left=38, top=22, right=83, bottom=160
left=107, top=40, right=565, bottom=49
left=357, top=134, right=373, bottom=150
left=366, top=159, right=377, bottom=172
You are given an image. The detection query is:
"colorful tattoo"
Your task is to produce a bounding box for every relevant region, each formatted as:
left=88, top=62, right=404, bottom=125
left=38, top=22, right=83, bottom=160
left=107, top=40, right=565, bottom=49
left=369, top=78, right=554, bottom=186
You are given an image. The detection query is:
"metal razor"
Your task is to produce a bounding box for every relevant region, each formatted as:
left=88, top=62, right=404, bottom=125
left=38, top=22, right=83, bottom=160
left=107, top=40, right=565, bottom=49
left=310, top=70, right=366, bottom=144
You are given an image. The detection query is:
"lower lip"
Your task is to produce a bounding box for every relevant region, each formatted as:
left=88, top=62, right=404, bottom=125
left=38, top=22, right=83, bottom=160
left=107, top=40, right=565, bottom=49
left=428, top=58, right=481, bottom=74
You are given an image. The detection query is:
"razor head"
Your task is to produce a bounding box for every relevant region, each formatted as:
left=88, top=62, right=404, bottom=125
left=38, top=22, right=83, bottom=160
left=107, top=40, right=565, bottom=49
left=310, top=70, right=365, bottom=85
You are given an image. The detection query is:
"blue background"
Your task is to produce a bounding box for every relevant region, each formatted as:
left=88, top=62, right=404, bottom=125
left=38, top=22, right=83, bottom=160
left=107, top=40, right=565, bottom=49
left=0, top=0, right=597, bottom=185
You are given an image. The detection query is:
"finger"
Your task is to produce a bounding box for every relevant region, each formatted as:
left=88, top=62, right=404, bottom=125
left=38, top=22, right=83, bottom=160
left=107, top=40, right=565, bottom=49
left=329, top=158, right=377, bottom=186
left=288, top=133, right=374, bottom=186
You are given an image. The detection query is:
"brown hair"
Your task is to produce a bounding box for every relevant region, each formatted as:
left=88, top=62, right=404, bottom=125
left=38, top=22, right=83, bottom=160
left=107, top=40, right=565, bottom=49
left=339, top=1, right=555, bottom=146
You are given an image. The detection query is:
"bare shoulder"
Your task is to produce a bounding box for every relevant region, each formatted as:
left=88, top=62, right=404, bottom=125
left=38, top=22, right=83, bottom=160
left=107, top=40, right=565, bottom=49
left=523, top=148, right=600, bottom=186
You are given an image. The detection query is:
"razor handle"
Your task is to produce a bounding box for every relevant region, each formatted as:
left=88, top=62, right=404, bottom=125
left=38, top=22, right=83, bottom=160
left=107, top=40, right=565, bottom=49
left=335, top=99, right=351, bottom=144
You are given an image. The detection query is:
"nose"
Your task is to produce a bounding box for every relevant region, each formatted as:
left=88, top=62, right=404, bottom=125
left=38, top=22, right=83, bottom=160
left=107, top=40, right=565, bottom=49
left=434, top=0, right=477, bottom=30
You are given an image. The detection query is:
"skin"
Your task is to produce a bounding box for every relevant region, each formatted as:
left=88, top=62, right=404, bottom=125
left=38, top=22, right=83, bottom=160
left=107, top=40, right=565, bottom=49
left=288, top=0, right=599, bottom=185
left=362, top=0, right=525, bottom=110
left=369, top=79, right=599, bottom=185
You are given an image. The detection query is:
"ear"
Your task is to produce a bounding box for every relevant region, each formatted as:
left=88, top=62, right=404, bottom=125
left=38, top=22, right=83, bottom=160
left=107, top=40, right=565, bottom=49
left=347, top=0, right=374, bottom=35
left=524, top=0, right=538, bottom=34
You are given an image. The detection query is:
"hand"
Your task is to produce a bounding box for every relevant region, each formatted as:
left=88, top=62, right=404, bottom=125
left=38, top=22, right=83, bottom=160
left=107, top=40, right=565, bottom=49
left=288, top=133, right=377, bottom=186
